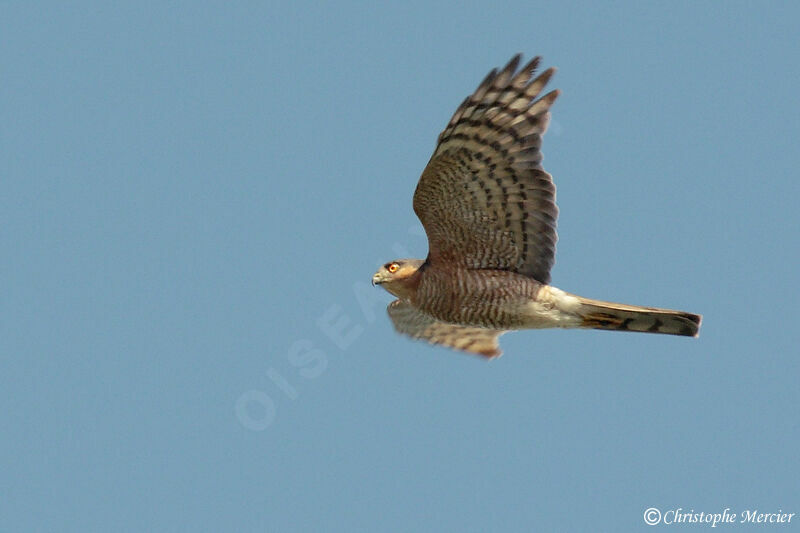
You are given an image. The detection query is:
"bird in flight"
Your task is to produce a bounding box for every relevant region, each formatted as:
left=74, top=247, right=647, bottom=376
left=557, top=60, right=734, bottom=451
left=372, top=54, right=701, bottom=358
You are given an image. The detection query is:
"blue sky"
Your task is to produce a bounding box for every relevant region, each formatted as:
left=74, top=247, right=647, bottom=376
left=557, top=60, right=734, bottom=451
left=2, top=2, right=798, bottom=531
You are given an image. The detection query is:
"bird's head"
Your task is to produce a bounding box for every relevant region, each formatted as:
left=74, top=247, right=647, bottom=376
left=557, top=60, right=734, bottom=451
left=372, top=259, right=425, bottom=299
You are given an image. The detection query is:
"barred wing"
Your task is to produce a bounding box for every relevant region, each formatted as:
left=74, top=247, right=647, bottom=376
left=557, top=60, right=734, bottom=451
left=387, top=300, right=505, bottom=358
left=413, top=54, right=559, bottom=284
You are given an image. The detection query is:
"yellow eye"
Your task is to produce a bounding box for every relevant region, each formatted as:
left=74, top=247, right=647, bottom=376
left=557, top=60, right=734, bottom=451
left=387, top=263, right=399, bottom=273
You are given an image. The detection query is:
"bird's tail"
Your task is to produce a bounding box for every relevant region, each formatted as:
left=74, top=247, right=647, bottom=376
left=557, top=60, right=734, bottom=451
left=575, top=296, right=701, bottom=337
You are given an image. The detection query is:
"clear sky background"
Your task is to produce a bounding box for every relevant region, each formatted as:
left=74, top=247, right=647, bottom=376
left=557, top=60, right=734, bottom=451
left=2, top=2, right=799, bottom=531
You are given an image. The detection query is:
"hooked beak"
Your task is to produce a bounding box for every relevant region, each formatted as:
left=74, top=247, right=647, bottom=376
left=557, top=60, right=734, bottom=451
left=372, top=273, right=383, bottom=286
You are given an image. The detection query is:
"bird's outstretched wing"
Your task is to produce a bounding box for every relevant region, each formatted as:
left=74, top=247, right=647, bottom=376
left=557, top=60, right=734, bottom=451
left=413, top=54, right=559, bottom=284
left=387, top=300, right=506, bottom=358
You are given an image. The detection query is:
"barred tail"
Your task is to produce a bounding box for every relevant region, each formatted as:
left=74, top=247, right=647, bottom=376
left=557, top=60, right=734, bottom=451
left=576, top=296, right=701, bottom=337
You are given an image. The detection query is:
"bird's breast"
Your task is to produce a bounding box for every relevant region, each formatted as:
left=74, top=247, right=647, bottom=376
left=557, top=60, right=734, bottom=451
left=414, top=267, right=542, bottom=329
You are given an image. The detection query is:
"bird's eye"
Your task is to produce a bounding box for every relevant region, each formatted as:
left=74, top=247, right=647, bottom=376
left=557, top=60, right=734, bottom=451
left=387, top=263, right=399, bottom=273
